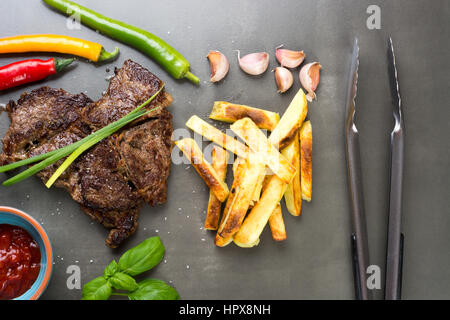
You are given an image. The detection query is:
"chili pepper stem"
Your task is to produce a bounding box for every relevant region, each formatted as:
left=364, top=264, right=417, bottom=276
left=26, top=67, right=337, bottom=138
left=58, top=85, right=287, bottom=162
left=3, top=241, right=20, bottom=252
left=54, top=58, right=75, bottom=72
left=97, top=47, right=120, bottom=62
left=185, top=71, right=200, bottom=85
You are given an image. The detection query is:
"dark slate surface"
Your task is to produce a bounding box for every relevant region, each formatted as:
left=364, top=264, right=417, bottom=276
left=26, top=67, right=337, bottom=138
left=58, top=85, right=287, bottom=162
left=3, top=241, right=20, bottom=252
left=0, top=0, right=448, bottom=299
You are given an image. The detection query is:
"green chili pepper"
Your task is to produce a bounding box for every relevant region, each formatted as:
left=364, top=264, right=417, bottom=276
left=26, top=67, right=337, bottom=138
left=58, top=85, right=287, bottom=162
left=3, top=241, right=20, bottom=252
left=43, top=0, right=200, bottom=84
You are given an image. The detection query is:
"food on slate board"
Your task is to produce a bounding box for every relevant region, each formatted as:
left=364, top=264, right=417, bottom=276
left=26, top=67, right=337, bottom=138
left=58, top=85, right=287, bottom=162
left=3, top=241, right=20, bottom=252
left=175, top=138, right=229, bottom=203
left=186, top=115, right=249, bottom=159
left=299, top=120, right=312, bottom=201
left=205, top=146, right=229, bottom=230
left=236, top=51, right=270, bottom=75
left=176, top=89, right=312, bottom=247
left=43, top=0, right=200, bottom=84
left=216, top=156, right=265, bottom=247
left=0, top=60, right=173, bottom=248
left=0, top=58, right=74, bottom=91
left=0, top=34, right=119, bottom=62
left=234, top=174, right=287, bottom=246
left=209, top=101, right=280, bottom=131
left=282, top=131, right=302, bottom=216
left=0, top=224, right=41, bottom=300
left=274, top=66, right=294, bottom=93
left=0, top=86, right=164, bottom=187
left=207, top=50, right=229, bottom=82
left=82, top=237, right=179, bottom=300
left=230, top=117, right=296, bottom=183
left=268, top=204, right=287, bottom=242
left=275, top=46, right=306, bottom=68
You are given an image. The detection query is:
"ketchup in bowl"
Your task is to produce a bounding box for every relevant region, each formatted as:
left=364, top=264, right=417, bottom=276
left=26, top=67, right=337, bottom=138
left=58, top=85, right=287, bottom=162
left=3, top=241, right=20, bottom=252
left=0, top=224, right=41, bottom=300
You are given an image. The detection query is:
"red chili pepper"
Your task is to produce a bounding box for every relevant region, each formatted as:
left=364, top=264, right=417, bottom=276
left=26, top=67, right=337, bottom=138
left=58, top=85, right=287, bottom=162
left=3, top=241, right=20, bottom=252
left=0, top=57, right=74, bottom=91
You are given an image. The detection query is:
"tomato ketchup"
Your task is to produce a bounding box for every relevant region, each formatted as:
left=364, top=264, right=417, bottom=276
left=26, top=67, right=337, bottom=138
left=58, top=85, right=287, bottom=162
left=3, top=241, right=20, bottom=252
left=0, top=224, right=41, bottom=300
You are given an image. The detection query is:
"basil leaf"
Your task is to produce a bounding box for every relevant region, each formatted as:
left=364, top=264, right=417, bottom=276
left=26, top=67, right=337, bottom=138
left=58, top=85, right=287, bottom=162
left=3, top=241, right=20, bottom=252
left=109, top=272, right=138, bottom=291
left=118, top=237, right=165, bottom=276
left=103, top=260, right=118, bottom=279
left=82, top=276, right=112, bottom=300
left=128, top=279, right=180, bottom=300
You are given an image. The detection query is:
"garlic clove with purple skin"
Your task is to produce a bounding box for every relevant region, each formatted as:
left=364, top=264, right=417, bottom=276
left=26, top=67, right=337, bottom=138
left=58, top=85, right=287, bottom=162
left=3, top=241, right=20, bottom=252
left=275, top=46, right=305, bottom=68
left=207, top=50, right=229, bottom=82
left=236, top=51, right=270, bottom=75
left=274, top=67, right=293, bottom=93
left=299, top=62, right=322, bottom=102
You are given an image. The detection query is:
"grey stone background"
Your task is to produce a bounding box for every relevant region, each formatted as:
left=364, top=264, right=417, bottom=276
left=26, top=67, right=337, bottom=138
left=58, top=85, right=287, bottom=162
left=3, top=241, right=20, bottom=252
left=0, top=0, right=448, bottom=299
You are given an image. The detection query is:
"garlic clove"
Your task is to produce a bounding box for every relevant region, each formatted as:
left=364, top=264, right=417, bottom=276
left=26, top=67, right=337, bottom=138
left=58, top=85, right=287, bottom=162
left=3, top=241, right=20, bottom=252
left=207, top=50, right=229, bottom=82
left=274, top=67, right=293, bottom=93
left=299, top=62, right=322, bottom=102
left=275, top=46, right=305, bottom=68
left=236, top=51, right=270, bottom=75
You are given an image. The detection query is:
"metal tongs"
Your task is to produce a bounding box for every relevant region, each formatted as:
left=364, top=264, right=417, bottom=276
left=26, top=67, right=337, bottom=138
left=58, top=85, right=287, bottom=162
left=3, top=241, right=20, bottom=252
left=344, top=37, right=405, bottom=300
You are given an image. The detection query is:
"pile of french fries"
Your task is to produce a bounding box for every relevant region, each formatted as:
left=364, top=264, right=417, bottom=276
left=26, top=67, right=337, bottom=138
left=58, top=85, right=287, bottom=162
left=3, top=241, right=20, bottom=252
left=175, top=89, right=312, bottom=247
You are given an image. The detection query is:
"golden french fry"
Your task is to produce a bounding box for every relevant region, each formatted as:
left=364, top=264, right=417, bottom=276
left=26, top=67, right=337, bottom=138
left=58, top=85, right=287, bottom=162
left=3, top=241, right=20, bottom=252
left=205, top=146, right=229, bottom=230
left=282, top=132, right=302, bottom=216
left=268, top=204, right=287, bottom=241
left=232, top=157, right=245, bottom=177
left=251, top=171, right=265, bottom=205
left=186, top=115, right=248, bottom=158
left=233, top=175, right=287, bottom=246
left=269, top=88, right=308, bottom=150
left=210, top=101, right=280, bottom=131
left=215, top=157, right=265, bottom=247
left=300, top=120, right=312, bottom=201
left=230, top=117, right=295, bottom=184
left=175, top=138, right=229, bottom=202
left=233, top=237, right=260, bottom=248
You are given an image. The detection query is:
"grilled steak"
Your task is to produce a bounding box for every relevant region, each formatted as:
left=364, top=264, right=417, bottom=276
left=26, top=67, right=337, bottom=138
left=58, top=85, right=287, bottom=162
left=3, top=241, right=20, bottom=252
left=0, top=60, right=173, bottom=248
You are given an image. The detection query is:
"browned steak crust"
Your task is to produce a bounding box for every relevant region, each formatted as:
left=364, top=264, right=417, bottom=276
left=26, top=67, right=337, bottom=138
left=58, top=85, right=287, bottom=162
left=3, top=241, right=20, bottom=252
left=117, top=110, right=173, bottom=206
left=0, top=60, right=173, bottom=248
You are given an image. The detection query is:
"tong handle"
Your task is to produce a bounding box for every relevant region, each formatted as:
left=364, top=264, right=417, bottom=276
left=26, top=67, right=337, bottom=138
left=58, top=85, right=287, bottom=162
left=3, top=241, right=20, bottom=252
left=397, top=233, right=404, bottom=299
left=346, top=127, right=371, bottom=300
left=351, top=233, right=363, bottom=300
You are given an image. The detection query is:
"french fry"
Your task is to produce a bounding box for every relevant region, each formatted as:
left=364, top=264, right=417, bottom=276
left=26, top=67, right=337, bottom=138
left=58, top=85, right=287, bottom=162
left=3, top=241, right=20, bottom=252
left=215, top=157, right=265, bottom=247
left=186, top=115, right=248, bottom=159
left=300, top=120, right=312, bottom=201
left=268, top=204, right=287, bottom=241
left=282, top=132, right=302, bottom=216
left=234, top=156, right=264, bottom=205
left=268, top=88, right=308, bottom=150
left=230, top=117, right=295, bottom=184
left=175, top=138, right=229, bottom=202
left=205, top=146, right=229, bottom=230
left=233, top=175, right=287, bottom=247
left=251, top=171, right=265, bottom=205
left=233, top=237, right=260, bottom=248
left=210, top=101, right=280, bottom=131
left=232, top=157, right=245, bottom=177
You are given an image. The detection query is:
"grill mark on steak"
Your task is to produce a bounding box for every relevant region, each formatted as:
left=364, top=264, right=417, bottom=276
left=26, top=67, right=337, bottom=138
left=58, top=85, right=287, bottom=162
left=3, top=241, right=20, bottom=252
left=0, top=60, right=173, bottom=248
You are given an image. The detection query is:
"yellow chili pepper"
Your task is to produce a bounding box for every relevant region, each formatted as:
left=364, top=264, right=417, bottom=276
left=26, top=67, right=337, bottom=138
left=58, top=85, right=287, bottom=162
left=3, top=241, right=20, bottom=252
left=0, top=34, right=119, bottom=62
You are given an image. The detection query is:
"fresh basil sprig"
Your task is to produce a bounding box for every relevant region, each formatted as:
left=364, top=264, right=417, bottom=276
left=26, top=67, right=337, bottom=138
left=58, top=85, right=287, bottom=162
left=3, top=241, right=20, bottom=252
left=82, top=236, right=179, bottom=300
left=128, top=279, right=180, bottom=300
left=118, top=237, right=165, bottom=276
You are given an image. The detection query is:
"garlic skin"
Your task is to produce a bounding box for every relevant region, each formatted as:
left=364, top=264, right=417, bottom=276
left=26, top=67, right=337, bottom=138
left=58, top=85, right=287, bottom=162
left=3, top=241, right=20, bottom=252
left=207, top=50, right=229, bottom=82
left=299, top=62, right=322, bottom=102
left=275, top=47, right=305, bottom=68
left=236, top=51, right=270, bottom=75
left=274, top=67, right=293, bottom=93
